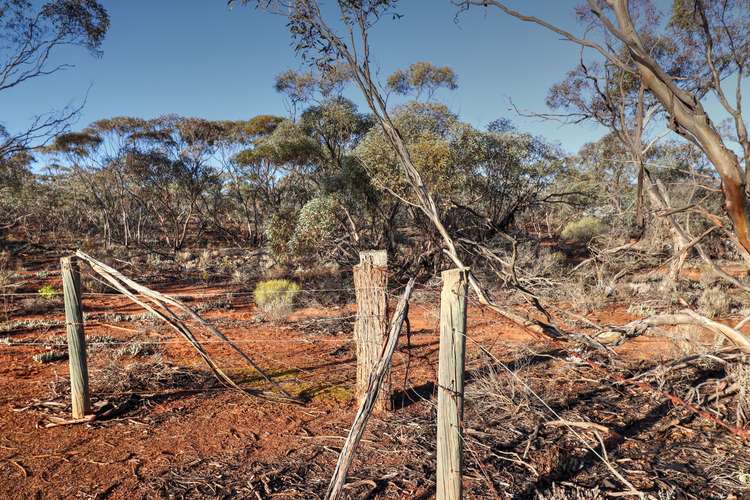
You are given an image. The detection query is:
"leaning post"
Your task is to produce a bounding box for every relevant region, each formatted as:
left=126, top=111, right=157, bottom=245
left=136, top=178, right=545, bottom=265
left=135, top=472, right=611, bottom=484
left=436, top=267, right=469, bottom=500
left=352, top=250, right=389, bottom=411
left=61, top=256, right=91, bottom=419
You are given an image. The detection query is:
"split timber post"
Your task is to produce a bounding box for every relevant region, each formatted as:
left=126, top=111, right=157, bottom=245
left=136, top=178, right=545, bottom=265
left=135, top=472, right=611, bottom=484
left=353, top=250, right=389, bottom=412
left=436, top=267, right=469, bottom=500
left=61, top=256, right=91, bottom=419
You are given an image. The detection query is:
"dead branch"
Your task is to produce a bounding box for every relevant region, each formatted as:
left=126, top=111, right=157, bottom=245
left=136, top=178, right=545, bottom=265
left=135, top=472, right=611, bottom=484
left=325, top=278, right=415, bottom=500
left=75, top=250, right=299, bottom=401
left=597, top=310, right=750, bottom=353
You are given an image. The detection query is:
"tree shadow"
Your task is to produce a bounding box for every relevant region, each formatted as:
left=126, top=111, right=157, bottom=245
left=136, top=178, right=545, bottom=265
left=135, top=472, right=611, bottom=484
left=523, top=366, right=725, bottom=495
left=391, top=347, right=566, bottom=410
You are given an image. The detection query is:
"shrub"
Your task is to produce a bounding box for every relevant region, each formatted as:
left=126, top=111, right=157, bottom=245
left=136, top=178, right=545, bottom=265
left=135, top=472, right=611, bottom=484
left=289, top=195, right=342, bottom=258
left=254, top=279, right=300, bottom=322
left=37, top=284, right=58, bottom=300
left=560, top=216, right=607, bottom=243
left=697, top=286, right=730, bottom=318
left=265, top=208, right=298, bottom=260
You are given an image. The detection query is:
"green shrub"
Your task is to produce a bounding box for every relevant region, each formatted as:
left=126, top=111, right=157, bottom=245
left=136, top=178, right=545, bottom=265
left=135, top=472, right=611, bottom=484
left=254, top=279, right=300, bottom=322
left=37, top=284, right=58, bottom=300
left=265, top=208, right=298, bottom=260
left=560, top=216, right=607, bottom=243
left=289, top=195, right=341, bottom=257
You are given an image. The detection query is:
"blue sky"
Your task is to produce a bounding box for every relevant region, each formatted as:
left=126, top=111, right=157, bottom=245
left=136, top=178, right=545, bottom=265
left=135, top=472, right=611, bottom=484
left=3, top=1, right=630, bottom=154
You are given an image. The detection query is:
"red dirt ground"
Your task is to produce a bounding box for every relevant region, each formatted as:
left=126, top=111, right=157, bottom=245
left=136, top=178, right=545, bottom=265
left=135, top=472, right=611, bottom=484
left=0, top=264, right=746, bottom=498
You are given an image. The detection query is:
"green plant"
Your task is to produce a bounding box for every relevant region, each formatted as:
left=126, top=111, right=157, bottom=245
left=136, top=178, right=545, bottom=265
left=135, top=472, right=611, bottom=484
left=254, top=279, right=300, bottom=322
left=560, top=216, right=607, bottom=243
left=289, top=195, right=341, bottom=258
left=265, top=208, right=298, bottom=260
left=37, top=284, right=58, bottom=300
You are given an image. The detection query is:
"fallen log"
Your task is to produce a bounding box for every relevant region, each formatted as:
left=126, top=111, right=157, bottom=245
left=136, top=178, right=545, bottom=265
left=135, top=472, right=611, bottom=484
left=596, top=310, right=750, bottom=353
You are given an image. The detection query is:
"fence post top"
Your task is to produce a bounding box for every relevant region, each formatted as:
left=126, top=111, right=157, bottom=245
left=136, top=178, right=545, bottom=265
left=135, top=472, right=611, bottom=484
left=60, top=255, right=77, bottom=269
left=441, top=267, right=470, bottom=281
left=358, top=250, right=387, bottom=267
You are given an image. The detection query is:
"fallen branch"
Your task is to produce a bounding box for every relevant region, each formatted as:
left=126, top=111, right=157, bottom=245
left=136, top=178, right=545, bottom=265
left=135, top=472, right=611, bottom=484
left=545, top=419, right=610, bottom=434
left=597, top=310, right=750, bottom=353
left=629, top=348, right=744, bottom=382
left=325, top=278, right=415, bottom=500
left=75, top=250, right=299, bottom=401
left=576, top=356, right=750, bottom=442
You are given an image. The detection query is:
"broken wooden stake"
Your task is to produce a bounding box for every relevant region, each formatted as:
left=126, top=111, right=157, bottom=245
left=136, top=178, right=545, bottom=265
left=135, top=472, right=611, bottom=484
left=325, top=278, right=415, bottom=500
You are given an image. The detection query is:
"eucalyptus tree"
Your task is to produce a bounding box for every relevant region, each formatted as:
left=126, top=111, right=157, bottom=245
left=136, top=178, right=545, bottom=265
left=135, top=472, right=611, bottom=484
left=216, top=115, right=284, bottom=245
left=356, top=100, right=562, bottom=268
left=234, top=0, right=568, bottom=340
left=242, top=97, right=378, bottom=261
left=47, top=116, right=235, bottom=251
left=459, top=0, right=750, bottom=263
left=386, top=61, right=458, bottom=100
left=274, top=63, right=351, bottom=119
left=0, top=0, right=109, bottom=159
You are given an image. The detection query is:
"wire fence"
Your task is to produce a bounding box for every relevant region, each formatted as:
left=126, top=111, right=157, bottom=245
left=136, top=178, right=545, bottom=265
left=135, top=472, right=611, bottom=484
left=3, top=260, right=747, bottom=445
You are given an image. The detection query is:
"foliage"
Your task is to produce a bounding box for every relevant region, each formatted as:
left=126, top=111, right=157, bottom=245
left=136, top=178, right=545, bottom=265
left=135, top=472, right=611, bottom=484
left=289, top=195, right=342, bottom=258
left=254, top=279, right=300, bottom=322
left=387, top=61, right=458, bottom=100
left=265, top=208, right=299, bottom=260
left=0, top=0, right=110, bottom=158
left=37, top=284, right=58, bottom=300
left=560, top=216, right=607, bottom=243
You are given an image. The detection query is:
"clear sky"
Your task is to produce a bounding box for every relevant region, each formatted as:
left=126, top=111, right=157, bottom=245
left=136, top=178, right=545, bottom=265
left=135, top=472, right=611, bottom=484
left=2, top=1, right=623, bottom=154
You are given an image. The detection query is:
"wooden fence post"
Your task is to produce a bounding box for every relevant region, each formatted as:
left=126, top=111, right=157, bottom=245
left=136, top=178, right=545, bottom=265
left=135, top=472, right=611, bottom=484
left=436, top=267, right=469, bottom=500
left=61, top=256, right=91, bottom=419
left=353, top=250, right=389, bottom=411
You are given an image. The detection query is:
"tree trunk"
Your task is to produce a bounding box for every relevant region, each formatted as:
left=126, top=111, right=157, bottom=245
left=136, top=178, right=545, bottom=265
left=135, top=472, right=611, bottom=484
left=609, top=0, right=750, bottom=265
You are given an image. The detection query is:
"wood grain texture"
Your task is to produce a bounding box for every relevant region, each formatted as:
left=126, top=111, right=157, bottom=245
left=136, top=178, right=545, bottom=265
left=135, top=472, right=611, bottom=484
left=436, top=268, right=469, bottom=500
left=353, top=250, right=389, bottom=411
left=325, top=278, right=414, bottom=500
left=61, top=257, right=91, bottom=419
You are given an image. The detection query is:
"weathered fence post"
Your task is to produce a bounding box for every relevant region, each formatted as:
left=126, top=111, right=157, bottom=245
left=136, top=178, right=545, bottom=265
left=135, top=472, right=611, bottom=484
left=61, top=256, right=91, bottom=419
left=353, top=250, right=389, bottom=411
left=436, top=267, right=469, bottom=500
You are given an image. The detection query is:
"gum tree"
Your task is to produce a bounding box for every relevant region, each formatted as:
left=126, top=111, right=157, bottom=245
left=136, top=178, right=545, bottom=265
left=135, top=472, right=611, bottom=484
left=0, top=0, right=109, bottom=158
left=459, top=0, right=750, bottom=263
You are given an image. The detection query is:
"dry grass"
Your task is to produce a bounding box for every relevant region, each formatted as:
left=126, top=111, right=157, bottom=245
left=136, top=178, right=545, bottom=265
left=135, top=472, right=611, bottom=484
left=728, top=361, right=750, bottom=427
left=697, top=286, right=731, bottom=318
left=91, top=356, right=215, bottom=394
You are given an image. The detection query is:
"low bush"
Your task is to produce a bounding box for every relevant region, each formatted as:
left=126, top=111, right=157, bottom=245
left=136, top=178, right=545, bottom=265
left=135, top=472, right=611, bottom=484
left=37, top=284, right=58, bottom=300
left=560, top=216, right=607, bottom=243
left=254, top=279, right=300, bottom=322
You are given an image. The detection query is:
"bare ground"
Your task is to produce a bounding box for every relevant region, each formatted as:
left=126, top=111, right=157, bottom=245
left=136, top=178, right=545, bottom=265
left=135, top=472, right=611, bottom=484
left=1, top=260, right=750, bottom=499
